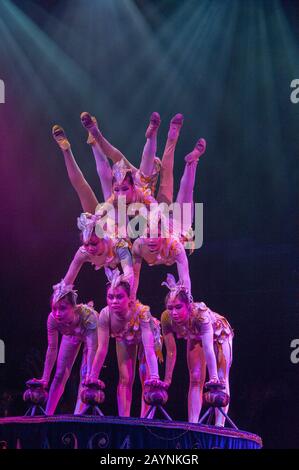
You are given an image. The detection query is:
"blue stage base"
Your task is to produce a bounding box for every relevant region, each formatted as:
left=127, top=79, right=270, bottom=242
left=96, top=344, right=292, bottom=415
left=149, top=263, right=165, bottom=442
left=0, top=415, right=262, bottom=449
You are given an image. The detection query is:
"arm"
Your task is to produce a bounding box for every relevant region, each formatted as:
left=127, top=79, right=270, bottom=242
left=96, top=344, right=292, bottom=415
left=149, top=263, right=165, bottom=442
left=161, top=313, right=177, bottom=386
left=116, top=245, right=134, bottom=291
left=163, top=333, right=177, bottom=386
left=41, top=315, right=59, bottom=386
left=63, top=248, right=88, bottom=286
left=89, top=310, right=110, bottom=380
left=84, top=327, right=99, bottom=380
left=176, top=245, right=191, bottom=294
left=201, top=322, right=218, bottom=382
left=141, top=321, right=159, bottom=379
left=131, top=240, right=143, bottom=300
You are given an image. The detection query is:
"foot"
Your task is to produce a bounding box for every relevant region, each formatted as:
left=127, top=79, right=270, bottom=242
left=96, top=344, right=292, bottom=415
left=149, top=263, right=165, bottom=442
left=184, top=138, right=206, bottom=163
left=52, top=125, right=70, bottom=151
left=168, top=113, right=184, bottom=141
left=145, top=111, right=161, bottom=139
left=80, top=112, right=101, bottom=142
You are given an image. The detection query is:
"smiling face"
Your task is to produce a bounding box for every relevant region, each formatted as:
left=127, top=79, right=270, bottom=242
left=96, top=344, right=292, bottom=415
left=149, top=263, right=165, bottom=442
left=112, top=175, right=135, bottom=205
left=83, top=233, right=105, bottom=256
left=107, top=285, right=130, bottom=316
left=52, top=298, right=75, bottom=324
left=166, top=294, right=190, bottom=325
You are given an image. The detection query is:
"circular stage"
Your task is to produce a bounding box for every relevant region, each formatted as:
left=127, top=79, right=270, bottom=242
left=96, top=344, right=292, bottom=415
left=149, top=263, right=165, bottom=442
left=0, top=415, right=262, bottom=449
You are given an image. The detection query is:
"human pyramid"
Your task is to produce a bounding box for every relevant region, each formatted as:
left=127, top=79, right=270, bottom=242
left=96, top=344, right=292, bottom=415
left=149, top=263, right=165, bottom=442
left=29, top=112, right=234, bottom=426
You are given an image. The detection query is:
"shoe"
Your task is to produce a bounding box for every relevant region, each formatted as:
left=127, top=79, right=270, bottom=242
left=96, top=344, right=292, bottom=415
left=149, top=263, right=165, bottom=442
left=145, top=111, right=161, bottom=139
left=168, top=113, right=184, bottom=141
left=184, top=138, right=206, bottom=163
left=52, top=125, right=70, bottom=150
left=81, top=112, right=101, bottom=144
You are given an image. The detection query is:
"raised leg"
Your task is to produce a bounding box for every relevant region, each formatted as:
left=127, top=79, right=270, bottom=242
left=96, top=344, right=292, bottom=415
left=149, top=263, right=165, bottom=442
left=156, top=114, right=184, bottom=204
left=80, top=112, right=137, bottom=171
left=175, top=138, right=206, bottom=229
left=139, top=112, right=161, bottom=177
left=52, top=125, right=98, bottom=213
left=116, top=341, right=137, bottom=417
left=89, top=142, right=112, bottom=201
left=187, top=339, right=206, bottom=423
left=46, top=336, right=81, bottom=415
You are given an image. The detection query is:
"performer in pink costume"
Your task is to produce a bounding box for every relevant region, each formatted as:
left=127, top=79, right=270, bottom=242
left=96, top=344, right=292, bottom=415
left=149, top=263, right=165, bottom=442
left=161, top=274, right=232, bottom=425
left=88, top=268, right=162, bottom=418
left=62, top=212, right=134, bottom=290
left=31, top=281, right=99, bottom=415
left=80, top=111, right=185, bottom=202
left=131, top=137, right=206, bottom=300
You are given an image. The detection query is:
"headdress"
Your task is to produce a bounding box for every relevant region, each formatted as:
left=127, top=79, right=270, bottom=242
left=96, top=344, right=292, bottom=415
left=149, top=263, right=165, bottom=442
left=112, top=159, right=133, bottom=185
left=105, top=267, right=126, bottom=290
left=161, top=273, right=193, bottom=303
left=52, top=279, right=78, bottom=305
left=77, top=212, right=101, bottom=244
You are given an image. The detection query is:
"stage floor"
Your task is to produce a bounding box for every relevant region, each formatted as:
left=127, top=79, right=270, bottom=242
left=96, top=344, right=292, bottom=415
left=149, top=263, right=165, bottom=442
left=0, top=415, right=262, bottom=449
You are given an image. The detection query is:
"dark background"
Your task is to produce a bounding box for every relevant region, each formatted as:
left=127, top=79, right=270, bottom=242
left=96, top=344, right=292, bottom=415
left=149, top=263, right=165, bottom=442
left=0, top=0, right=298, bottom=448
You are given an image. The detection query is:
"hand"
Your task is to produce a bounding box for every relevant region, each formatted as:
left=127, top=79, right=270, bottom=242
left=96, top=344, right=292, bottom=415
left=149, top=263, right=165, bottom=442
left=26, top=378, right=48, bottom=389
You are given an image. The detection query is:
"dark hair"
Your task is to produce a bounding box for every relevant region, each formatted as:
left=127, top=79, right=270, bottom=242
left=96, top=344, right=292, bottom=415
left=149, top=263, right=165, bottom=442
left=165, top=289, right=190, bottom=307
left=112, top=172, right=134, bottom=187
left=107, top=281, right=131, bottom=297
left=50, top=292, right=76, bottom=307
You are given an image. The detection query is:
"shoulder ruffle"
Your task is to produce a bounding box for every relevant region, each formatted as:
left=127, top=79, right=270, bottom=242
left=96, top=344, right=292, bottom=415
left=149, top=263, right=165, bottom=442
left=77, top=303, right=99, bottom=330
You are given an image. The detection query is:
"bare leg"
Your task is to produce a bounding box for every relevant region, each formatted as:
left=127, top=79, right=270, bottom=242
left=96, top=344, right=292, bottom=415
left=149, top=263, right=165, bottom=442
left=214, top=338, right=232, bottom=426
left=138, top=344, right=150, bottom=418
left=175, top=138, right=206, bottom=231
left=74, top=344, right=87, bottom=414
left=156, top=114, right=184, bottom=204
left=116, top=341, right=137, bottom=417
left=52, top=125, right=98, bottom=213
left=89, top=142, right=112, bottom=201
left=176, top=138, right=206, bottom=206
left=80, top=112, right=137, bottom=171
left=139, top=112, right=161, bottom=177
left=187, top=339, right=206, bottom=423
left=46, top=336, right=81, bottom=415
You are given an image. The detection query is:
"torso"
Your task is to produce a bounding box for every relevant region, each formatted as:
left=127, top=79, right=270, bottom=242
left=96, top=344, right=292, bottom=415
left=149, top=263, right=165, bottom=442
left=139, top=238, right=182, bottom=266
left=162, top=303, right=233, bottom=343
left=49, top=303, right=98, bottom=342
left=100, top=301, right=152, bottom=345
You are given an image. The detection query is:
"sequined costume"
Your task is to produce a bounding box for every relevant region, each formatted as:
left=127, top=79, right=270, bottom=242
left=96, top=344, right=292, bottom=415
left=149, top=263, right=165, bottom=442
left=42, top=302, right=99, bottom=415
left=90, top=299, right=161, bottom=417
left=161, top=300, right=233, bottom=425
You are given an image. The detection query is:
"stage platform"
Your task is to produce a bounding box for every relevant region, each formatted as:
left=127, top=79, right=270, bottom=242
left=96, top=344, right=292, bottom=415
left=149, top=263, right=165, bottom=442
left=0, top=415, right=262, bottom=449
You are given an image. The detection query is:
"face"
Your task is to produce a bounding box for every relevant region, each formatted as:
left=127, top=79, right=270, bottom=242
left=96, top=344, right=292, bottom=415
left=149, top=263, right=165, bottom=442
left=143, top=219, right=163, bottom=252
left=83, top=233, right=105, bottom=256
left=52, top=299, right=75, bottom=324
left=143, top=235, right=162, bottom=252
left=112, top=179, right=134, bottom=205
left=107, top=286, right=130, bottom=316
left=166, top=296, right=189, bottom=325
